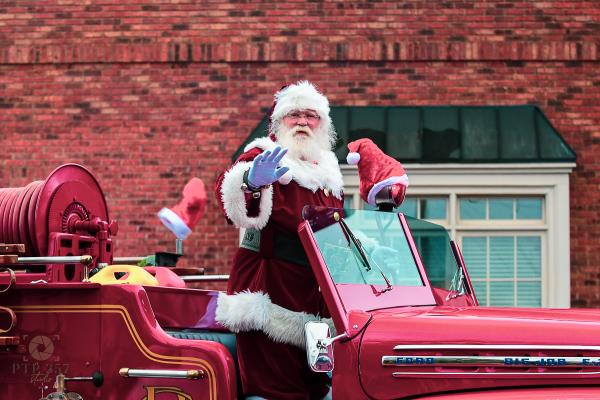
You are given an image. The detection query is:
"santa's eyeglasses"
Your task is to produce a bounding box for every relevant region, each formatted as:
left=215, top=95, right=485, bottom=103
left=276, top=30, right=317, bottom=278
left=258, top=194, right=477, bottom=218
left=284, top=111, right=320, bottom=123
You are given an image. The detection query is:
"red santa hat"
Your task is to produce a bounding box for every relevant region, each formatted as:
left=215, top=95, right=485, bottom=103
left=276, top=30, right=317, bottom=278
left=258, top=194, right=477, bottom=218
left=347, top=138, right=409, bottom=206
left=158, top=178, right=207, bottom=239
left=270, top=81, right=331, bottom=128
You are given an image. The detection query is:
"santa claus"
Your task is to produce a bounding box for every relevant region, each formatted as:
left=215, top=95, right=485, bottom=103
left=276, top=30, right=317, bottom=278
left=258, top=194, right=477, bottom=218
left=214, top=81, right=343, bottom=399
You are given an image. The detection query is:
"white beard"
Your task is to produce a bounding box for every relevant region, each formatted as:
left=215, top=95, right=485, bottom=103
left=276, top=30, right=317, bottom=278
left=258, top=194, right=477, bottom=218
left=275, top=125, right=330, bottom=163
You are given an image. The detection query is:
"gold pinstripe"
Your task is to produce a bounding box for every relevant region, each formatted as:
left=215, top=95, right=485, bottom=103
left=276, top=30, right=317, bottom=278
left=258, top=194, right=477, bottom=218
left=13, top=305, right=217, bottom=400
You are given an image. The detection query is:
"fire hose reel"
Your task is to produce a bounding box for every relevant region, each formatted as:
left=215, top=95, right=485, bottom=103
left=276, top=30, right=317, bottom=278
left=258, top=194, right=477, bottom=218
left=0, top=164, right=117, bottom=281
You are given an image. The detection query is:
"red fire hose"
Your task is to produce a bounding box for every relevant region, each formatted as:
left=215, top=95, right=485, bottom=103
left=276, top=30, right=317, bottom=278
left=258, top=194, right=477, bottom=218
left=0, top=164, right=112, bottom=257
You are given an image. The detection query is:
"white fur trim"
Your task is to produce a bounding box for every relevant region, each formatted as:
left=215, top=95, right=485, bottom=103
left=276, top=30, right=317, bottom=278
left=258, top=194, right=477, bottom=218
left=367, top=174, right=410, bottom=206
left=244, top=137, right=344, bottom=199
left=216, top=291, right=271, bottom=332
left=346, top=152, right=360, bottom=165
left=271, top=81, right=330, bottom=125
left=158, top=207, right=192, bottom=239
left=266, top=302, right=321, bottom=348
left=220, top=161, right=273, bottom=229
left=278, top=172, right=293, bottom=185
left=216, top=291, right=330, bottom=349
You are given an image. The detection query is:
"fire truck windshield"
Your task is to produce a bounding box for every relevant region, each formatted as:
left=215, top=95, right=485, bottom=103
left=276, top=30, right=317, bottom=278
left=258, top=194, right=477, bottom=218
left=309, top=208, right=424, bottom=287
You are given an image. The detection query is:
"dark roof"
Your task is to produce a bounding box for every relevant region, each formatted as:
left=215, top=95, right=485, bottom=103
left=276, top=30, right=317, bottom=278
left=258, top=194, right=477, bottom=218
left=233, top=105, right=576, bottom=164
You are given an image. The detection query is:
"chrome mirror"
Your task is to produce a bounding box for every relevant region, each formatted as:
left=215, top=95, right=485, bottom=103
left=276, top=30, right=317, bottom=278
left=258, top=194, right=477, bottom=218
left=304, top=321, right=334, bottom=373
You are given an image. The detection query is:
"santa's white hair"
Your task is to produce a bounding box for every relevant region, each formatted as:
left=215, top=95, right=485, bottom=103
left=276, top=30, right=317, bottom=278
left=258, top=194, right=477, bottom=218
left=269, top=81, right=337, bottom=157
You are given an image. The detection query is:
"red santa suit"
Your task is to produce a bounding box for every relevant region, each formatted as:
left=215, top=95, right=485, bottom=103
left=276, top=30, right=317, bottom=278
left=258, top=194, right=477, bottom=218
left=215, top=134, right=344, bottom=399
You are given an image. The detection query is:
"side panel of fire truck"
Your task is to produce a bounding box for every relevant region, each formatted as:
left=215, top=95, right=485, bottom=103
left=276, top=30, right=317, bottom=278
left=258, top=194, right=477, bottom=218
left=1, top=283, right=237, bottom=399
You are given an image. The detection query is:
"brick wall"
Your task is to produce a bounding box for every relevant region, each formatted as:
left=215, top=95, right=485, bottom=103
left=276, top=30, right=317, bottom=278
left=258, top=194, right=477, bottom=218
left=1, top=1, right=599, bottom=302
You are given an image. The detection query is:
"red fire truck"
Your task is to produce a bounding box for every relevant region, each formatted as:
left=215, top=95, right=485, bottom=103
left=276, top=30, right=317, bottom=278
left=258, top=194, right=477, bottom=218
left=2, top=164, right=600, bottom=399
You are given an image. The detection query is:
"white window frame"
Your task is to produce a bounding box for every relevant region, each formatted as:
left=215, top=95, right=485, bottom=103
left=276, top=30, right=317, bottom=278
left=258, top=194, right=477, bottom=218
left=461, top=231, right=546, bottom=307
left=341, top=162, right=574, bottom=308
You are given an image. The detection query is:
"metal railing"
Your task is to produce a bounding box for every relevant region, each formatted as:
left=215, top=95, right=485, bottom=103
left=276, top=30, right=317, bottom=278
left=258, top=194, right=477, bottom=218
left=180, top=275, right=229, bottom=282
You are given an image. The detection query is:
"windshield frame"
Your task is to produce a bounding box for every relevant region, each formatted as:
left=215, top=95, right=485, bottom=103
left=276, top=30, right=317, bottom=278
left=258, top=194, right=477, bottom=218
left=298, top=209, right=437, bottom=329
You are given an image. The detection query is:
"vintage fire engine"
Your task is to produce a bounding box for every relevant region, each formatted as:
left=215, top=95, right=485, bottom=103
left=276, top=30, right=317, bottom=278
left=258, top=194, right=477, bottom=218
left=2, top=164, right=600, bottom=399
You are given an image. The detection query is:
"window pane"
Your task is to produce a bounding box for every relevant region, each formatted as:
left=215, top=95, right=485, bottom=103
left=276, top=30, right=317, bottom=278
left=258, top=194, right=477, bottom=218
left=460, top=198, right=486, bottom=219
left=517, top=281, right=542, bottom=307
left=517, top=198, right=542, bottom=219
left=344, top=195, right=354, bottom=210
left=421, top=198, right=447, bottom=219
left=490, top=281, right=514, bottom=306
left=419, top=236, right=451, bottom=288
left=517, top=236, right=541, bottom=278
left=490, top=237, right=514, bottom=279
left=489, top=198, right=513, bottom=220
left=462, top=237, right=487, bottom=279
left=397, top=197, right=417, bottom=217
left=472, top=280, right=487, bottom=306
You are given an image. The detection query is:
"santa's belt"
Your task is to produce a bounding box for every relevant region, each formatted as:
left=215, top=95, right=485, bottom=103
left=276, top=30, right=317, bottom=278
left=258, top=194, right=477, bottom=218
left=240, top=227, right=310, bottom=267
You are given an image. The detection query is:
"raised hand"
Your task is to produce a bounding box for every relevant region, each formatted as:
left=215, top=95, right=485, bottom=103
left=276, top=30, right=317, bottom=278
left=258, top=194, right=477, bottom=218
left=247, top=146, right=290, bottom=189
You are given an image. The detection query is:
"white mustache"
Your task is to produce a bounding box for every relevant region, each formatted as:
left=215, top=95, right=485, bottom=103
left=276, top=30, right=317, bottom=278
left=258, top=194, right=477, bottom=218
left=289, top=125, right=313, bottom=137
left=276, top=124, right=329, bottom=163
